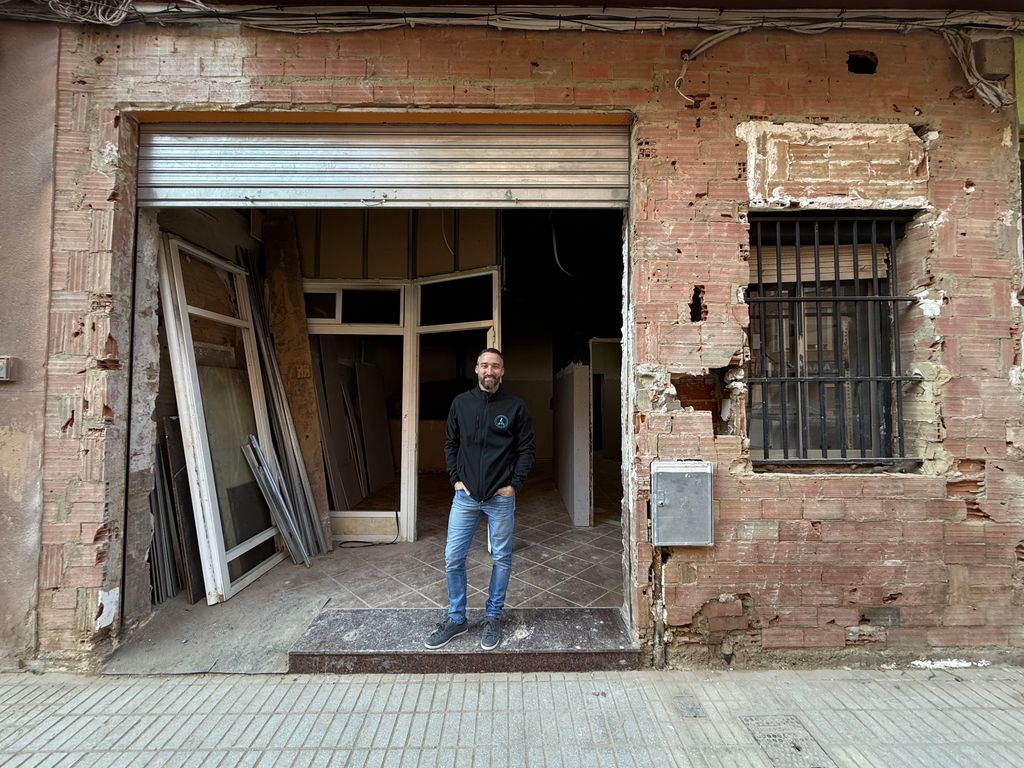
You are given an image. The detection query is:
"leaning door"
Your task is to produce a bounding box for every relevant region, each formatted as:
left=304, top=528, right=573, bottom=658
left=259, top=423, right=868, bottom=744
left=158, top=235, right=284, bottom=603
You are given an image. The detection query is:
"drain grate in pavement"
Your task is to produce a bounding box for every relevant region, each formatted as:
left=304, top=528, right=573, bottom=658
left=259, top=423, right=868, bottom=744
left=741, top=715, right=838, bottom=768
left=672, top=693, right=706, bottom=718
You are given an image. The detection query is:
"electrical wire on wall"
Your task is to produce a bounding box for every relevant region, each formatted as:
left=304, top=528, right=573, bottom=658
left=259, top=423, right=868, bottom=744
left=9, top=3, right=1020, bottom=36
left=549, top=212, right=576, bottom=280
left=1, top=2, right=1019, bottom=109
left=44, top=0, right=132, bottom=24
left=674, top=27, right=750, bottom=104
left=942, top=28, right=1017, bottom=110
left=336, top=510, right=400, bottom=548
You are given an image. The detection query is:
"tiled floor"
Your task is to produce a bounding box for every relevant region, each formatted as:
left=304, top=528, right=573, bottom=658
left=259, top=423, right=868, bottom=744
left=326, top=459, right=625, bottom=611
left=107, top=459, right=625, bottom=673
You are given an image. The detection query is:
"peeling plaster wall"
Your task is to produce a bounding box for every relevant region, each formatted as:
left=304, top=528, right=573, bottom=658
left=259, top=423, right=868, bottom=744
left=37, top=45, right=139, bottom=662
left=37, top=23, right=1024, bottom=665
left=736, top=121, right=930, bottom=209
left=0, top=22, right=58, bottom=667
left=121, top=209, right=160, bottom=632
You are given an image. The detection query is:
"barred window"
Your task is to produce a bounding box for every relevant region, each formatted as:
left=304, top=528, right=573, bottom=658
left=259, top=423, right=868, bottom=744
left=746, top=214, right=919, bottom=464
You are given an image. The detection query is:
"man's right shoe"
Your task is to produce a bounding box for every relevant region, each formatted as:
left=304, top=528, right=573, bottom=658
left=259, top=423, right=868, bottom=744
left=480, top=616, right=502, bottom=650
left=424, top=618, right=468, bottom=649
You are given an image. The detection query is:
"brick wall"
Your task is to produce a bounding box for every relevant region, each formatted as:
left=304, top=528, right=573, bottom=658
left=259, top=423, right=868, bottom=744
left=40, top=22, right=1023, bottom=662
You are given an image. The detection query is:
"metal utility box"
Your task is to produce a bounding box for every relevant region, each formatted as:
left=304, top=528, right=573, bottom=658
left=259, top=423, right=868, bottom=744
left=650, top=460, right=714, bottom=547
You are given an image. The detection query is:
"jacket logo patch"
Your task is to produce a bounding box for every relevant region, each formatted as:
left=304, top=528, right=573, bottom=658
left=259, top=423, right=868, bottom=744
left=494, top=415, right=509, bottom=429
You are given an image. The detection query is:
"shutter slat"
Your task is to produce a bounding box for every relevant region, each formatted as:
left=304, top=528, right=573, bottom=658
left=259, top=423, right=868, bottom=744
left=138, top=123, right=631, bottom=208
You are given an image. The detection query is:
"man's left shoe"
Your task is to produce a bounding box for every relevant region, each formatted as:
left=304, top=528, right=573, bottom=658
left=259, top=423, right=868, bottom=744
left=481, top=616, right=502, bottom=650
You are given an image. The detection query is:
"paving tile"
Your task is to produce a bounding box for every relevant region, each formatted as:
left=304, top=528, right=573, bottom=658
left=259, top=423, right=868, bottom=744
left=514, top=565, right=573, bottom=591
left=539, top=552, right=595, bottom=579
left=575, top=563, right=623, bottom=589
left=544, top=581, right=606, bottom=610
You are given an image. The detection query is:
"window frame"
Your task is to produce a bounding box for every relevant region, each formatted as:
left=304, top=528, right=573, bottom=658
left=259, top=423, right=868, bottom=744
left=745, top=213, right=921, bottom=466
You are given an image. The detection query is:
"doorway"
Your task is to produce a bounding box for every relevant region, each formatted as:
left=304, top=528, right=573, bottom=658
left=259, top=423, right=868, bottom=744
left=117, top=119, right=634, bottom=671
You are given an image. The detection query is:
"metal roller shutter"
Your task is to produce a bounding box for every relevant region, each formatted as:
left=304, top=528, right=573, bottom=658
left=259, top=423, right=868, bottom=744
left=137, top=123, right=631, bottom=208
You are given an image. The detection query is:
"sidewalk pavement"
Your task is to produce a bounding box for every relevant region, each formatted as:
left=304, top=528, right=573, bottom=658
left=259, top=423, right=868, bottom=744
left=1, top=666, right=1023, bottom=767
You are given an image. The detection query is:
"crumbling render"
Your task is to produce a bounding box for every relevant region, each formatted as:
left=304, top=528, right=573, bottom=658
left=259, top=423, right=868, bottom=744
left=735, top=121, right=930, bottom=210
left=635, top=363, right=682, bottom=413
left=664, top=590, right=759, bottom=667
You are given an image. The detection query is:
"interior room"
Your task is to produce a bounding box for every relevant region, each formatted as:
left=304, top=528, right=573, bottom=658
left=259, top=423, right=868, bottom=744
left=110, top=204, right=627, bottom=672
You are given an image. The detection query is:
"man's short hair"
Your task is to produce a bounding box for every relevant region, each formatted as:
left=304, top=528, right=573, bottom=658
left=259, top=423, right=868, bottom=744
left=477, top=347, right=504, bottom=364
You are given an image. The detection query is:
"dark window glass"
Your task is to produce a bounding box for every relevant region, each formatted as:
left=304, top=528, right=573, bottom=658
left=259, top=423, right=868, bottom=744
left=304, top=292, right=337, bottom=320
left=420, top=275, right=493, bottom=326
left=341, top=289, right=401, bottom=325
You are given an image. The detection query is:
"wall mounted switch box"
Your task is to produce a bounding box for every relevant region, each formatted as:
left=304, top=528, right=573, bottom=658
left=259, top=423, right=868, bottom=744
left=0, top=357, right=12, bottom=382
left=650, top=460, right=713, bottom=547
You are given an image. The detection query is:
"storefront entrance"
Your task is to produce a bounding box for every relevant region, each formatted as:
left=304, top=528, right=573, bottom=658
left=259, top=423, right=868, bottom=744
left=111, top=118, right=637, bottom=672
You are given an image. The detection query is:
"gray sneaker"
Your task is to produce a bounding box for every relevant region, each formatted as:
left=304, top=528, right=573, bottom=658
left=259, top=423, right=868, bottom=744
left=424, top=618, right=467, bottom=649
left=481, top=616, right=502, bottom=650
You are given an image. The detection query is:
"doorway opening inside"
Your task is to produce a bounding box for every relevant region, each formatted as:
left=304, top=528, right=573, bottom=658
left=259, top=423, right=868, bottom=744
left=115, top=204, right=628, bottom=673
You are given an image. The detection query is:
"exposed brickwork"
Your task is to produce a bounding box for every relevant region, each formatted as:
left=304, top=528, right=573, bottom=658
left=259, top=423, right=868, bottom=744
left=38, top=23, right=1024, bottom=663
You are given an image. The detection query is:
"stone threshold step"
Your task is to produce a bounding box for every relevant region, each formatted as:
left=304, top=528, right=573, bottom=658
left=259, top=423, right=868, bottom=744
left=289, top=607, right=640, bottom=674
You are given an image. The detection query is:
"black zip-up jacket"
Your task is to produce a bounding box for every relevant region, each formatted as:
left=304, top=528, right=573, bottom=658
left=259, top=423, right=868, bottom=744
left=444, top=385, right=535, bottom=502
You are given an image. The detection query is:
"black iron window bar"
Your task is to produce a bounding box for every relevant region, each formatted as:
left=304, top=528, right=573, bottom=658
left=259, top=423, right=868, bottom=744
left=746, top=215, right=921, bottom=464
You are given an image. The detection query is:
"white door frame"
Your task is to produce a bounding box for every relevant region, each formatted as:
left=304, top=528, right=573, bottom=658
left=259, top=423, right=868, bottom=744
left=158, top=235, right=284, bottom=603
left=304, top=267, right=500, bottom=541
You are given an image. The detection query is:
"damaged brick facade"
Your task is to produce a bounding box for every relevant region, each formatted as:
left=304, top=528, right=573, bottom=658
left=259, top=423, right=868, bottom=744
left=21, top=20, right=1024, bottom=665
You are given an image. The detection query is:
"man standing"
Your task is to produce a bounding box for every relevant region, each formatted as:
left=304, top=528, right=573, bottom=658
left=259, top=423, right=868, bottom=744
left=424, top=348, right=535, bottom=651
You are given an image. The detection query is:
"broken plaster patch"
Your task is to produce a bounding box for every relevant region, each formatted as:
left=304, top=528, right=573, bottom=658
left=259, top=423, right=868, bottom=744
left=96, top=587, right=119, bottom=630
left=99, top=141, right=119, bottom=169
left=915, top=290, right=945, bottom=319
left=735, top=120, right=929, bottom=209
left=1010, top=366, right=1024, bottom=389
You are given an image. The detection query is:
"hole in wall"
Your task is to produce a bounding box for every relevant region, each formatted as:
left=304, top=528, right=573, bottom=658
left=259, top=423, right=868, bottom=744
left=670, top=370, right=733, bottom=435
left=847, top=51, right=878, bottom=75
left=689, top=285, right=706, bottom=322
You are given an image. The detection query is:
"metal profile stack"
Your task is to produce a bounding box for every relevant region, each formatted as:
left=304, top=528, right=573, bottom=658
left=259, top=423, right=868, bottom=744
left=241, top=248, right=328, bottom=559
left=243, top=435, right=311, bottom=567
left=149, top=441, right=182, bottom=604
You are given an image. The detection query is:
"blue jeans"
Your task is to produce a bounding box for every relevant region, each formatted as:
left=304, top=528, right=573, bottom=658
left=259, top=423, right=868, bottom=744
left=444, top=489, right=515, bottom=623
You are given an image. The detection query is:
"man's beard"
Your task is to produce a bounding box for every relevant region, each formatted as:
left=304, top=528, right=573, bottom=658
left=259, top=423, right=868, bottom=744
left=478, top=374, right=499, bottom=391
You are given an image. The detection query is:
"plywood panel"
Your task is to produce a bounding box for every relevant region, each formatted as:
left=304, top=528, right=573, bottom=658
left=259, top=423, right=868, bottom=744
left=320, top=210, right=364, bottom=278
left=330, top=514, right=400, bottom=538
left=458, top=210, right=497, bottom=269
left=263, top=215, right=332, bottom=541
left=294, top=210, right=317, bottom=278
left=367, top=209, right=409, bottom=278
left=157, top=208, right=257, bottom=264
left=416, top=209, right=456, bottom=277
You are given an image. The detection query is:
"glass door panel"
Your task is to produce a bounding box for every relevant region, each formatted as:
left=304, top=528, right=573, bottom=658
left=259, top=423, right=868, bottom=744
left=159, top=235, right=283, bottom=603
